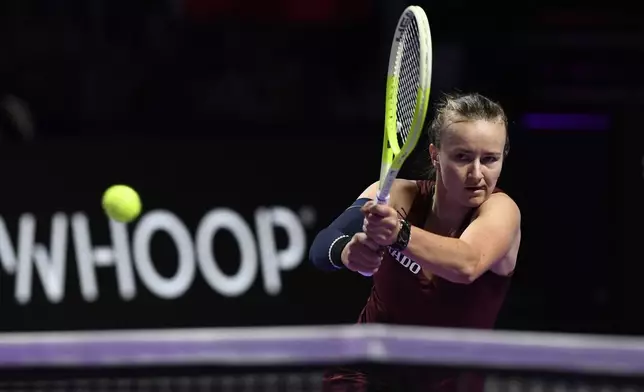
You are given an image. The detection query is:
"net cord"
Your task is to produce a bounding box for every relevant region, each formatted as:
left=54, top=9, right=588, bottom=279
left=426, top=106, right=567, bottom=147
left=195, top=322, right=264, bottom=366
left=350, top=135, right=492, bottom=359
left=0, top=324, right=643, bottom=376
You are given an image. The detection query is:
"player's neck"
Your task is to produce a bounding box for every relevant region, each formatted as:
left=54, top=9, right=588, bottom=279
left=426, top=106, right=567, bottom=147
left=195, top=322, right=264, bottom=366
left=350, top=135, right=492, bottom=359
left=430, top=180, right=472, bottom=234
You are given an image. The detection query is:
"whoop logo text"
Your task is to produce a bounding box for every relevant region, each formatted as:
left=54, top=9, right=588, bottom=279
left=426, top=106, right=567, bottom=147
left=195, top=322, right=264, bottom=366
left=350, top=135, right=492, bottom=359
left=0, top=206, right=315, bottom=304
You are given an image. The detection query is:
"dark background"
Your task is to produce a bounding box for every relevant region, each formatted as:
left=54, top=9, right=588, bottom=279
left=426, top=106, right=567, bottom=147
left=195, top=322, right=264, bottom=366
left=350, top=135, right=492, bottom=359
left=0, top=1, right=640, bottom=335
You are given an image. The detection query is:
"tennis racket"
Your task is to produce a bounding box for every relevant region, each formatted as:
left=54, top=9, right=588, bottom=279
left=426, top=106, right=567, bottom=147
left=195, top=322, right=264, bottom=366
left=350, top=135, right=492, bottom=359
left=377, top=5, right=432, bottom=205
left=361, top=6, right=432, bottom=277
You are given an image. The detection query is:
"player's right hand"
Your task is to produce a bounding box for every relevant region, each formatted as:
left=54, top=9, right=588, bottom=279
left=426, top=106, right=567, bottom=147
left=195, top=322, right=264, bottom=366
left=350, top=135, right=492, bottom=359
left=341, top=233, right=383, bottom=275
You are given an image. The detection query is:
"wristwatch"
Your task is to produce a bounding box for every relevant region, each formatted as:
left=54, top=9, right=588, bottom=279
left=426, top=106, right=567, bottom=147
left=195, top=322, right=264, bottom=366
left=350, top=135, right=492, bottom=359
left=390, top=219, right=411, bottom=251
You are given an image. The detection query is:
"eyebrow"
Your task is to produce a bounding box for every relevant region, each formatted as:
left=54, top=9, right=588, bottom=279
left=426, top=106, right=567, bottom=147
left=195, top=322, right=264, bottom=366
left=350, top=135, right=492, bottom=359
left=452, top=148, right=502, bottom=156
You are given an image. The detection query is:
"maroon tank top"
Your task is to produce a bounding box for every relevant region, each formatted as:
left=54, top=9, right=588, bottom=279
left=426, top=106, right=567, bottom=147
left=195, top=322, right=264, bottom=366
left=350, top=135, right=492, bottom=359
left=322, top=180, right=513, bottom=392
left=358, top=179, right=512, bottom=329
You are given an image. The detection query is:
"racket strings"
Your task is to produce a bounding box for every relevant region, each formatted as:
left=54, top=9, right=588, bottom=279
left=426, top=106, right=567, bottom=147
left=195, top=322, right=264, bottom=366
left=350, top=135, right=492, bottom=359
left=395, top=17, right=422, bottom=147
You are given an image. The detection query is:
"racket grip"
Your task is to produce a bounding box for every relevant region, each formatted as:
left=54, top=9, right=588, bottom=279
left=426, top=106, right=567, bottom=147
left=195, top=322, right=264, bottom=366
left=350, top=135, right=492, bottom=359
left=375, top=192, right=390, bottom=205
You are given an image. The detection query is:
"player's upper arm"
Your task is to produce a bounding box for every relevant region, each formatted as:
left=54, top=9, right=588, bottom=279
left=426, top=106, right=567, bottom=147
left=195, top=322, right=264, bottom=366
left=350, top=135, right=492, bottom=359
left=357, top=179, right=416, bottom=201
left=357, top=181, right=380, bottom=200
left=459, top=193, right=521, bottom=280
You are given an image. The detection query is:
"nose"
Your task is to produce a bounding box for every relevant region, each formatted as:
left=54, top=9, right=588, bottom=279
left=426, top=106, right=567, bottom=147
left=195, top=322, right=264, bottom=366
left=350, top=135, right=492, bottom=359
left=468, top=160, right=484, bottom=182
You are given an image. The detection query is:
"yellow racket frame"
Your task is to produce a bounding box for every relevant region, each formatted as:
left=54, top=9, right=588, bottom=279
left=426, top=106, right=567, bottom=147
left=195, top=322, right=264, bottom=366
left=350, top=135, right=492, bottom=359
left=377, top=5, right=432, bottom=205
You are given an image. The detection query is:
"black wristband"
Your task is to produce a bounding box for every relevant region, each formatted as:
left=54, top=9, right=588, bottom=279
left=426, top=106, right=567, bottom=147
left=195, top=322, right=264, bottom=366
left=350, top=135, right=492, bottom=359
left=329, top=235, right=351, bottom=269
left=390, top=219, right=411, bottom=251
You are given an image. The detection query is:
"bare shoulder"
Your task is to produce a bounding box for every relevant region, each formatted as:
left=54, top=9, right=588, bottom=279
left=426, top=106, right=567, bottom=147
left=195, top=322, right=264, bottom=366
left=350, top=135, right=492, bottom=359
left=477, top=192, right=521, bottom=221
left=476, top=192, right=521, bottom=275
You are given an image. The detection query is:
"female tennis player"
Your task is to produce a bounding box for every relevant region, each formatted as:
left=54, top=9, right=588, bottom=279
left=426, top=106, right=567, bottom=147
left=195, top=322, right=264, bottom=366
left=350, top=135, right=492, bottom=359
left=310, top=92, right=521, bottom=391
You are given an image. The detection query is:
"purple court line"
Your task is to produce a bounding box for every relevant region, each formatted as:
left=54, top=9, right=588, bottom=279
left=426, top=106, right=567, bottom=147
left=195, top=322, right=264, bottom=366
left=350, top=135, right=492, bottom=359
left=0, top=325, right=643, bottom=376
left=522, top=113, right=610, bottom=131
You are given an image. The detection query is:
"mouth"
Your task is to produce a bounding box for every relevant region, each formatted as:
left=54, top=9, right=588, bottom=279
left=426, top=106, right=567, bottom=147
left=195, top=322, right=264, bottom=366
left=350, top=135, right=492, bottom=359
left=465, top=186, right=486, bottom=193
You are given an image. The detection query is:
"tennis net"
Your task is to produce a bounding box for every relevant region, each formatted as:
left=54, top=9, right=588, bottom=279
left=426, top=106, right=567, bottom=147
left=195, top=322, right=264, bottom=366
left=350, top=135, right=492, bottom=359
left=0, top=324, right=642, bottom=391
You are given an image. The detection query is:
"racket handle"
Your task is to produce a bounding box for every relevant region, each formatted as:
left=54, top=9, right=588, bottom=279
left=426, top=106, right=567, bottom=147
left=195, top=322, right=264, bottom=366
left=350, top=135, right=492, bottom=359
left=375, top=192, right=390, bottom=205
left=367, top=193, right=386, bottom=277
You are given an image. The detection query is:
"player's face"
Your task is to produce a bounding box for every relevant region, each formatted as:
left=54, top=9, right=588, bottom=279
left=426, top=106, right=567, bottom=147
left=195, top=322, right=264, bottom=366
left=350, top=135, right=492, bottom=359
left=431, top=119, right=506, bottom=207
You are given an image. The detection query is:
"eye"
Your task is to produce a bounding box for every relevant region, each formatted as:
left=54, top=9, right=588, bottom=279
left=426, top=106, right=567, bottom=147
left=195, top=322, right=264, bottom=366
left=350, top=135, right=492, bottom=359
left=455, top=153, right=470, bottom=162
left=481, top=156, right=500, bottom=165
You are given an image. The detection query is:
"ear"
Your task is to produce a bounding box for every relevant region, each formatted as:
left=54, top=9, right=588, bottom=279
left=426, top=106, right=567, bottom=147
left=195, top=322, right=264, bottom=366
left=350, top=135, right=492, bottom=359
left=429, top=143, right=439, bottom=167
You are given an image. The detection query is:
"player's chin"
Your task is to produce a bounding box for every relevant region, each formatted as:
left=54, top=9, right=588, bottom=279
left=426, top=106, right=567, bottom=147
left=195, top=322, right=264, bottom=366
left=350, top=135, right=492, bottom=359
left=462, top=189, right=488, bottom=207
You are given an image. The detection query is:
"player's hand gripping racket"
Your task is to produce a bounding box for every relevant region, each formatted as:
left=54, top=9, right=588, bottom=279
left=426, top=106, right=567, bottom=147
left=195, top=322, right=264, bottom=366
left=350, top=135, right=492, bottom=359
left=361, top=6, right=432, bottom=277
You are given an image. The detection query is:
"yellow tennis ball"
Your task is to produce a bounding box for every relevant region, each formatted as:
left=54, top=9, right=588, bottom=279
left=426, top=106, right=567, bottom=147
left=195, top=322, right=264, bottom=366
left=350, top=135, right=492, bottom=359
left=102, top=185, right=142, bottom=223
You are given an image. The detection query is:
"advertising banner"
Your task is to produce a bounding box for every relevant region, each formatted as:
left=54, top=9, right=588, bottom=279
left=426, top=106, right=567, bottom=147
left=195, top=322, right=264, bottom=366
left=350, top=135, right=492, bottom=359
left=0, top=139, right=377, bottom=331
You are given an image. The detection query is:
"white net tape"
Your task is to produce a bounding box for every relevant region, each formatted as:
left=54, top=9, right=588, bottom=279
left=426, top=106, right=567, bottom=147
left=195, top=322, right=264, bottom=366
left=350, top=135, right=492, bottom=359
left=0, top=324, right=642, bottom=391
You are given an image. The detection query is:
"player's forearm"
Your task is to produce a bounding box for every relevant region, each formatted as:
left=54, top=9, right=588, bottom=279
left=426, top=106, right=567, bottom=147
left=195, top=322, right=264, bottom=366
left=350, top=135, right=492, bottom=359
left=309, top=198, right=370, bottom=271
left=401, top=226, right=479, bottom=284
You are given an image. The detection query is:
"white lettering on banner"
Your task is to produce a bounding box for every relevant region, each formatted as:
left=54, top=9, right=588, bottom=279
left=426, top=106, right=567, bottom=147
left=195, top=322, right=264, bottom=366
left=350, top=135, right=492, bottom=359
left=388, top=248, right=421, bottom=275
left=0, top=206, right=315, bottom=304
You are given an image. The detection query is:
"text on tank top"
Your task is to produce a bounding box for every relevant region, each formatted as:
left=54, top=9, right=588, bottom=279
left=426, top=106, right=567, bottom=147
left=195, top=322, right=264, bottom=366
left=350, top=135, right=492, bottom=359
left=359, top=180, right=512, bottom=329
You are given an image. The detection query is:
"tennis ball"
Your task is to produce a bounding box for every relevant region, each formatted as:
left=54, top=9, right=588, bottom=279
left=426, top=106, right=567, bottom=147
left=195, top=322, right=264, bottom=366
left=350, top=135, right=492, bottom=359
left=102, top=185, right=142, bottom=223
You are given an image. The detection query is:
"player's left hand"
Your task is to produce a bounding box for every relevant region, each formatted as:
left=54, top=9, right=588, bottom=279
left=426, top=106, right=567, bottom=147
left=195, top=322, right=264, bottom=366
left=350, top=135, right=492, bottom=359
left=361, top=200, right=400, bottom=247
